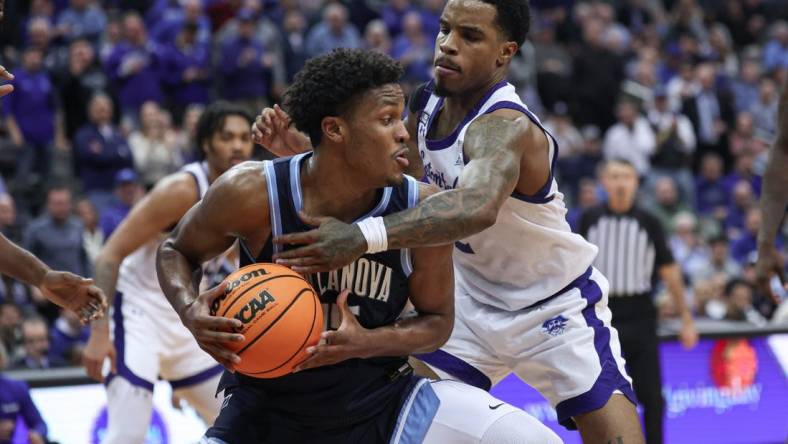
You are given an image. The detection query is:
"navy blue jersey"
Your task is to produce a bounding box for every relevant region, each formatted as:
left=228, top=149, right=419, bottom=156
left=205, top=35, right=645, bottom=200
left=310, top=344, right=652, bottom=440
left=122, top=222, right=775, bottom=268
left=216, top=153, right=422, bottom=430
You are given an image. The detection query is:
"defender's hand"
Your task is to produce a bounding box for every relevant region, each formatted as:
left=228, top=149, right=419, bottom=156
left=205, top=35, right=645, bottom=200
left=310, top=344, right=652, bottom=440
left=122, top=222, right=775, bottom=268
left=272, top=212, right=367, bottom=273
left=82, top=327, right=117, bottom=382
left=180, top=284, right=246, bottom=370
left=251, top=104, right=311, bottom=157
left=295, top=290, right=370, bottom=371
left=40, top=271, right=108, bottom=323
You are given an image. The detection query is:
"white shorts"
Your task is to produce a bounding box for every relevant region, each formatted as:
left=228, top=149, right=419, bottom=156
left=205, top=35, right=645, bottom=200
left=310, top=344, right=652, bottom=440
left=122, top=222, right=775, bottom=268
left=418, top=267, right=635, bottom=428
left=109, top=291, right=223, bottom=391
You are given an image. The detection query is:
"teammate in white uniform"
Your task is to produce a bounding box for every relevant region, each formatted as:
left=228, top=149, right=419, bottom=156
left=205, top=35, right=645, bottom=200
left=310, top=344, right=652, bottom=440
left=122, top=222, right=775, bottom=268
left=82, top=102, right=254, bottom=444
left=253, top=1, right=644, bottom=442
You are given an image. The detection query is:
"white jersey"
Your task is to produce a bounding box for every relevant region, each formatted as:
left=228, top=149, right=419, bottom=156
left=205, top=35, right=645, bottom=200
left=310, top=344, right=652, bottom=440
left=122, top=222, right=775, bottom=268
left=115, top=161, right=215, bottom=315
left=415, top=81, right=598, bottom=310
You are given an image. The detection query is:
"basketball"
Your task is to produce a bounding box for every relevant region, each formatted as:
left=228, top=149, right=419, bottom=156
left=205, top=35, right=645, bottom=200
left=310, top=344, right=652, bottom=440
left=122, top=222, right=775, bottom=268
left=211, top=263, right=323, bottom=378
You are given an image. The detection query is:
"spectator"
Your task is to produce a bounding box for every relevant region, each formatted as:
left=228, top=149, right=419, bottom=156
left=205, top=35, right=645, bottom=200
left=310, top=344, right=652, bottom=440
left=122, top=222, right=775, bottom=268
left=545, top=102, right=584, bottom=160
left=420, top=0, right=444, bottom=40
left=724, top=180, right=755, bottom=239
left=56, top=38, right=109, bottom=140
left=26, top=17, right=67, bottom=72
left=690, top=235, right=741, bottom=283
left=723, top=152, right=761, bottom=199
left=668, top=212, right=708, bottom=279
left=10, top=317, right=65, bottom=369
left=391, top=12, right=433, bottom=88
left=75, top=198, right=103, bottom=268
left=566, top=177, right=599, bottom=231
left=105, top=12, right=163, bottom=123
left=762, top=20, right=788, bottom=72
left=728, top=112, right=762, bottom=158
left=48, top=308, right=89, bottom=365
left=22, top=186, right=90, bottom=279
left=305, top=3, right=362, bottom=58
left=129, top=101, right=181, bottom=187
left=160, top=22, right=211, bottom=120
left=723, top=278, right=767, bottom=325
left=533, top=20, right=572, bottom=113
left=731, top=208, right=780, bottom=266
left=99, top=168, right=144, bottom=238
left=150, top=0, right=211, bottom=46
left=0, top=195, right=22, bottom=244
left=5, top=47, right=66, bottom=185
left=219, top=9, right=272, bottom=114
left=647, top=87, right=696, bottom=203
left=381, top=0, right=417, bottom=38
left=749, top=77, right=779, bottom=140
left=603, top=99, right=656, bottom=177
left=364, top=19, right=392, bottom=55
left=731, top=59, right=761, bottom=114
left=681, top=63, right=735, bottom=166
left=648, top=176, right=690, bottom=232
left=281, top=10, right=308, bottom=83
left=170, top=103, right=203, bottom=164
left=74, top=93, right=135, bottom=212
left=571, top=17, right=625, bottom=130
left=0, top=303, right=22, bottom=361
left=694, top=153, right=728, bottom=217
left=55, top=0, right=107, bottom=46
left=0, top=344, right=48, bottom=444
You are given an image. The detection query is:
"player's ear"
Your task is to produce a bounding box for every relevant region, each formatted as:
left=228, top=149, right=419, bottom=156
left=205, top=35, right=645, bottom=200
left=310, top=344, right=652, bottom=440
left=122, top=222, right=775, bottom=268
left=497, top=41, right=517, bottom=67
left=321, top=117, right=345, bottom=144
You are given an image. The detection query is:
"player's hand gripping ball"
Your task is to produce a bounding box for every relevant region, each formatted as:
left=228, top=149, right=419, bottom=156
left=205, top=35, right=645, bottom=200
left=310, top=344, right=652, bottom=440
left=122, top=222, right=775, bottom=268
left=211, top=263, right=323, bottom=377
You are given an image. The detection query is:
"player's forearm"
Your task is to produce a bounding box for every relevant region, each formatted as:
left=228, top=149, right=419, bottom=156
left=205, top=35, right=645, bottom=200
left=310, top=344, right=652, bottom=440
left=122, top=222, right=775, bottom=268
left=660, top=264, right=692, bottom=319
left=360, top=313, right=453, bottom=358
left=0, top=234, right=50, bottom=287
left=156, top=239, right=202, bottom=318
left=757, top=137, right=788, bottom=248
left=89, top=255, right=121, bottom=329
left=384, top=188, right=497, bottom=249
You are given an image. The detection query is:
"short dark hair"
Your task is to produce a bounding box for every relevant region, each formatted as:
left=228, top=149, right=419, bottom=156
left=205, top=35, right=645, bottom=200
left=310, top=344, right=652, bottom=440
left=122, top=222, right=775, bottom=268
left=479, top=0, right=531, bottom=47
left=284, top=48, right=403, bottom=146
left=195, top=101, right=253, bottom=159
left=724, top=278, right=752, bottom=296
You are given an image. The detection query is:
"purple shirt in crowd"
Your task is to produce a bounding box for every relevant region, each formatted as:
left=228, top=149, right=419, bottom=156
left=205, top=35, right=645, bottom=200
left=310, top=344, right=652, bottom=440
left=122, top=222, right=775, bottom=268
left=220, top=37, right=269, bottom=101
left=74, top=124, right=135, bottom=193
left=5, top=68, right=57, bottom=146
left=105, top=42, right=164, bottom=111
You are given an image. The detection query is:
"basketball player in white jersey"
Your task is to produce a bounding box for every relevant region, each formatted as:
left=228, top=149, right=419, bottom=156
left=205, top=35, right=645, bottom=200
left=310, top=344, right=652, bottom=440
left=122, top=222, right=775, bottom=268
left=253, top=1, right=643, bottom=442
left=81, top=102, right=254, bottom=443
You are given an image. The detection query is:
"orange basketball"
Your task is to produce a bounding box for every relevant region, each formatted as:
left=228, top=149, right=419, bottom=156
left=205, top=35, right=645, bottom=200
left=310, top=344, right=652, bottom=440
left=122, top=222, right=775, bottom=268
left=211, top=263, right=323, bottom=378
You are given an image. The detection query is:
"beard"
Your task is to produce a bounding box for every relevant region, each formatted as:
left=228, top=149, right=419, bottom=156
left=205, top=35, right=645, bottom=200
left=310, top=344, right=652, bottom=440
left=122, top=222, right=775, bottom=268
left=433, top=81, right=456, bottom=97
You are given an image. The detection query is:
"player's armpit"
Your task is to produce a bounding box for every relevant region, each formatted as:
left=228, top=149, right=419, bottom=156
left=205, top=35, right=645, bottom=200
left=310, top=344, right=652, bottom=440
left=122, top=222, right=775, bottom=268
left=382, top=114, right=528, bottom=250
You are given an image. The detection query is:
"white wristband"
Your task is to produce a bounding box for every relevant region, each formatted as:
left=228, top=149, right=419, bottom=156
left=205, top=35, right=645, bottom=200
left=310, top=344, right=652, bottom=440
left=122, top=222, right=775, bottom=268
left=356, top=217, right=388, bottom=254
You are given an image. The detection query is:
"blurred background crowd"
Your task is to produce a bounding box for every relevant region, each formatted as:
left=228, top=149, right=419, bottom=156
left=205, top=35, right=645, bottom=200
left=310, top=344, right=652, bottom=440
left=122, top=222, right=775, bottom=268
left=0, top=0, right=785, bottom=372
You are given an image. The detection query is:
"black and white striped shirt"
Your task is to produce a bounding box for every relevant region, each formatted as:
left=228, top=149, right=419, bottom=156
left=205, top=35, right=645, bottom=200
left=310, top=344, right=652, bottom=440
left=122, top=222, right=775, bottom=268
left=578, top=205, right=674, bottom=299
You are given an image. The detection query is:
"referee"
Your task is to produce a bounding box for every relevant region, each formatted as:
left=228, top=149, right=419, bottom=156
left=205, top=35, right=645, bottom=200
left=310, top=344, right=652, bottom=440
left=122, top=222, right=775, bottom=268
left=578, top=158, right=698, bottom=444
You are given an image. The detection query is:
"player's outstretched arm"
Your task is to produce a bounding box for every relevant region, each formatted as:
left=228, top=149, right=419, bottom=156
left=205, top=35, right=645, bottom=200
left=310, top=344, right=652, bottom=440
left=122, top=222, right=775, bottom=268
left=273, top=112, right=530, bottom=273
left=756, top=77, right=788, bottom=301
left=157, top=162, right=270, bottom=369
left=0, top=233, right=106, bottom=322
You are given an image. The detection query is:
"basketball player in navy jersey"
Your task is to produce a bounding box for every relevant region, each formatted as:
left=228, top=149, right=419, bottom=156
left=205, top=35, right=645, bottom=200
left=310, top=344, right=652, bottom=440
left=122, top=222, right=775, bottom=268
left=158, top=49, right=559, bottom=444
left=81, top=102, right=253, bottom=444
left=254, top=1, right=643, bottom=442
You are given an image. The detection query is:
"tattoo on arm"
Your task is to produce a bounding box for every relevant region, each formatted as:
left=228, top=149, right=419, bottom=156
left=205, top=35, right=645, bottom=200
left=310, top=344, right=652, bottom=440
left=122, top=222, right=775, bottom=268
left=605, top=437, right=624, bottom=444
left=384, top=115, right=524, bottom=249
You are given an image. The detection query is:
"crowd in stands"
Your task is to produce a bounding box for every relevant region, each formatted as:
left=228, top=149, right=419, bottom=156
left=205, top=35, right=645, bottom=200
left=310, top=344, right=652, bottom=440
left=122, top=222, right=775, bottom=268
left=0, top=0, right=785, bottom=372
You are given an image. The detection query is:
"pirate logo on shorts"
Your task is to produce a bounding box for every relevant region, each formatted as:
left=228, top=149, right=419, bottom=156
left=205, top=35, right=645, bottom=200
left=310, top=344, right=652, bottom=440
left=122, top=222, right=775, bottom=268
left=542, top=315, right=568, bottom=337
